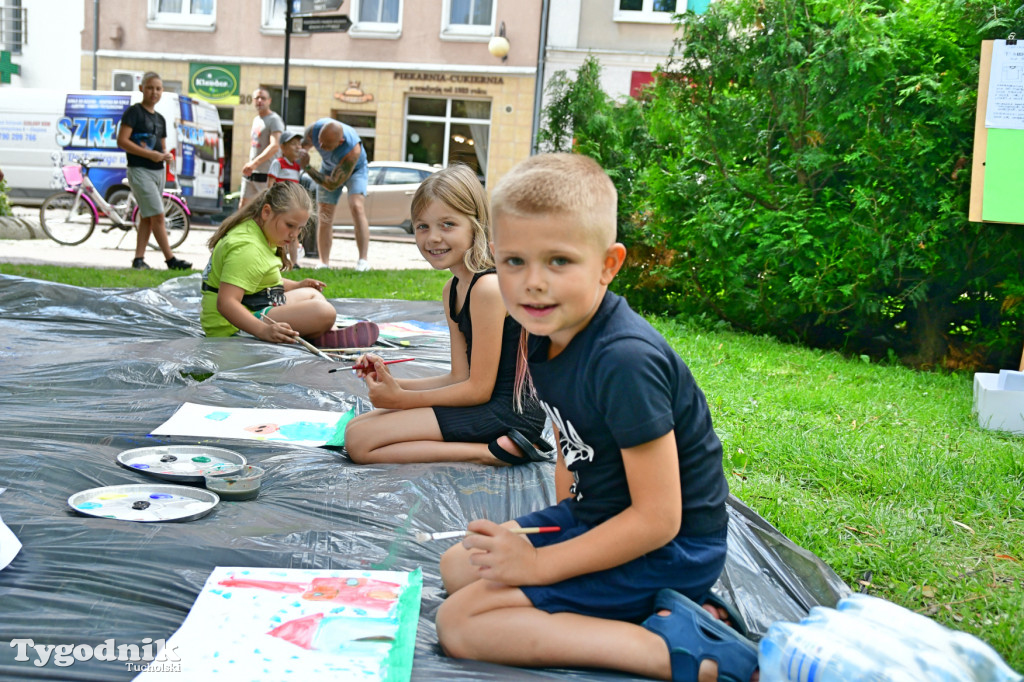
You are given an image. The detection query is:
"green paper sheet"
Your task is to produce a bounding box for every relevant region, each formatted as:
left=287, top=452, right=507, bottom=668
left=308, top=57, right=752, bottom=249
left=982, top=128, right=1024, bottom=224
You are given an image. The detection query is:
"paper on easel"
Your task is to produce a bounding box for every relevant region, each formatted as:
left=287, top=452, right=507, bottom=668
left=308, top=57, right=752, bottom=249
left=0, top=513, right=22, bottom=571
left=985, top=40, right=1024, bottom=129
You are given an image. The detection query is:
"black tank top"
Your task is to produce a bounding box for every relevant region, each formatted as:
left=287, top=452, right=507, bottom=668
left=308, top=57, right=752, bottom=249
left=448, top=269, right=521, bottom=396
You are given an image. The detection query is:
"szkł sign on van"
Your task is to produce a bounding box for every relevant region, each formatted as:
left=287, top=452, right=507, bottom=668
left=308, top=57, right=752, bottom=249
left=188, top=63, right=240, bottom=105
left=290, top=14, right=351, bottom=33
left=291, top=0, right=343, bottom=15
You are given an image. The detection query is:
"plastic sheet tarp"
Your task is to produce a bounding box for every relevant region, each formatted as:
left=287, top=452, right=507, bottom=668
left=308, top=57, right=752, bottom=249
left=0, top=273, right=850, bottom=680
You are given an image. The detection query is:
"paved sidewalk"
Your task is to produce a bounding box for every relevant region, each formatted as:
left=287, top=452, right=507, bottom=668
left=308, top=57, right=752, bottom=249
left=0, top=208, right=430, bottom=271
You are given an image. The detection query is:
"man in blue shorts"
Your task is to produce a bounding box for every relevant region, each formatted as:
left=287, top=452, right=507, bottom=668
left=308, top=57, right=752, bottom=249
left=298, top=119, right=370, bottom=271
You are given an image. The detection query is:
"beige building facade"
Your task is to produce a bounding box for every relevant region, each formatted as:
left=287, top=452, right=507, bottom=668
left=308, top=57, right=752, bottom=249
left=543, top=0, right=703, bottom=105
left=81, top=0, right=542, bottom=194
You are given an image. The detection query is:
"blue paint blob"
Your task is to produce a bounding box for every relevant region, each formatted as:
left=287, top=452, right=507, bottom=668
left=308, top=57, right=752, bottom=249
left=210, top=589, right=223, bottom=595
left=213, top=652, right=219, bottom=658
left=149, top=493, right=172, bottom=499
left=205, top=411, right=230, bottom=421
left=254, top=649, right=260, bottom=654
left=291, top=601, right=301, bottom=607
left=77, top=502, right=102, bottom=510
left=346, top=578, right=359, bottom=586
left=330, top=607, right=345, bottom=614
left=130, top=463, right=151, bottom=469
left=277, top=421, right=336, bottom=441
left=354, top=608, right=367, bottom=616
left=270, top=616, right=281, bottom=623
left=221, top=592, right=232, bottom=599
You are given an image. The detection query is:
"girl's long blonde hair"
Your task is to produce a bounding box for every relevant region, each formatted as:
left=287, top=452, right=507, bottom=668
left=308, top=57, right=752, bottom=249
left=410, top=164, right=491, bottom=273
left=411, top=164, right=537, bottom=413
left=207, top=182, right=315, bottom=271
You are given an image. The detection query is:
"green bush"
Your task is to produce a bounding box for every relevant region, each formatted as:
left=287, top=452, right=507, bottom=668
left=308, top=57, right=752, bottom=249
left=540, top=0, right=1024, bottom=369
left=0, top=177, right=11, bottom=217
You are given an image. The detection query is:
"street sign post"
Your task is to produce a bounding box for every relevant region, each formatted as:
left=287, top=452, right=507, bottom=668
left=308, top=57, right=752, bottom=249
left=291, top=0, right=343, bottom=15
left=290, top=14, right=352, bottom=33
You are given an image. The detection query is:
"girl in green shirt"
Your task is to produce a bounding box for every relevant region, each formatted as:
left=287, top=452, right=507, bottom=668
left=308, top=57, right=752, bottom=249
left=200, top=182, right=336, bottom=342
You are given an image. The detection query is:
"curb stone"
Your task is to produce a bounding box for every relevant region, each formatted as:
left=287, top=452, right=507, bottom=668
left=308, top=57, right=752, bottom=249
left=0, top=216, right=43, bottom=240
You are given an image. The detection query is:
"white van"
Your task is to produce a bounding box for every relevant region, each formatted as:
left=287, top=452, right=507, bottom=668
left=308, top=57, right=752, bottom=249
left=0, top=88, right=224, bottom=214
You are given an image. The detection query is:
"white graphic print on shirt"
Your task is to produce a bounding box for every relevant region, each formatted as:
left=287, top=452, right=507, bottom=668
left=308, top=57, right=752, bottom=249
left=540, top=400, right=594, bottom=502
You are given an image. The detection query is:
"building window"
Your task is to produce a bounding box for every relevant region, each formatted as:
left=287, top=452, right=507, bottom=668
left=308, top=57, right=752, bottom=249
left=614, top=0, right=683, bottom=23
left=265, top=86, right=306, bottom=128
left=148, top=0, right=216, bottom=30
left=0, top=1, right=24, bottom=55
left=350, top=0, right=402, bottom=39
left=441, top=0, right=493, bottom=40
left=404, top=97, right=490, bottom=182
left=261, top=0, right=286, bottom=31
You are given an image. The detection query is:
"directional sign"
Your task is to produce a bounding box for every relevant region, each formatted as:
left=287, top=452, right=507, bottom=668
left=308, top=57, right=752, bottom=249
left=291, top=14, right=352, bottom=33
left=291, top=0, right=343, bottom=15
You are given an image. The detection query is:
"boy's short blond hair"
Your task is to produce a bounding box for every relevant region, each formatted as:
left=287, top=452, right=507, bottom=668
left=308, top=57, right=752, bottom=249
left=491, top=153, right=617, bottom=247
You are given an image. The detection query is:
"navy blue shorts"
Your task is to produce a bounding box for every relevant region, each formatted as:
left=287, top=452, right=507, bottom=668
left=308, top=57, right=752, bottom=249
left=516, top=499, right=728, bottom=623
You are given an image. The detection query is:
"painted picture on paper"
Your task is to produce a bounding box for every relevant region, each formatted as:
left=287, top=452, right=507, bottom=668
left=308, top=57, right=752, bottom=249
left=135, top=567, right=422, bottom=681
left=150, top=402, right=354, bottom=447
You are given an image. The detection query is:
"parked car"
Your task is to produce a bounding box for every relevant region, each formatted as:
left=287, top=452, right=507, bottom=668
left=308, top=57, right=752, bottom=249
left=326, top=161, right=438, bottom=233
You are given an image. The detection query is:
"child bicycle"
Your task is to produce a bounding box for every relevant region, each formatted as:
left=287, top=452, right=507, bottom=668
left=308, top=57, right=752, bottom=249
left=39, top=158, right=190, bottom=248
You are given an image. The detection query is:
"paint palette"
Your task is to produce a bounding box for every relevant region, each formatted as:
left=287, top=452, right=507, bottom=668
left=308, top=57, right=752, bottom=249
left=116, top=445, right=246, bottom=483
left=68, top=484, right=220, bottom=523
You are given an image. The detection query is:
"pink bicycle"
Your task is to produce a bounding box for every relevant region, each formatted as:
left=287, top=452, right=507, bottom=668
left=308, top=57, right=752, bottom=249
left=39, top=158, right=190, bottom=248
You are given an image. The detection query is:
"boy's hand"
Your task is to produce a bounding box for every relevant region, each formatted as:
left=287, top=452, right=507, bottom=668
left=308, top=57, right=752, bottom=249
left=462, top=519, right=542, bottom=586
left=297, top=278, right=325, bottom=292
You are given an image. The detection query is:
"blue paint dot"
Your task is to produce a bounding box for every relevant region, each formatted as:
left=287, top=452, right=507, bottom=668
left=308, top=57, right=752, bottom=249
left=254, top=649, right=260, bottom=654
left=130, top=463, right=151, bottom=469
left=270, top=616, right=281, bottom=623
left=213, top=652, right=219, bottom=658
left=211, top=589, right=223, bottom=595
left=150, top=493, right=172, bottom=499
left=330, top=607, right=345, bottom=614
left=221, top=592, right=232, bottom=599
left=77, top=502, right=102, bottom=509
left=354, top=608, right=366, bottom=616
left=241, top=570, right=250, bottom=574
left=291, top=655, right=300, bottom=659
left=291, top=601, right=301, bottom=607
left=346, top=578, right=359, bottom=586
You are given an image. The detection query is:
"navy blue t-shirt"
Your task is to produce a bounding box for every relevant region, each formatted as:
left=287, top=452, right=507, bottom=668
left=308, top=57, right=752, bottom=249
left=120, top=103, right=166, bottom=170
left=527, top=291, right=729, bottom=536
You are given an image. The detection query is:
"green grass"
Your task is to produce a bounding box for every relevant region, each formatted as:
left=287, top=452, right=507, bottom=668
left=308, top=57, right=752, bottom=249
left=0, top=263, right=449, bottom=300
left=3, top=263, right=1022, bottom=672
left=654, top=319, right=1023, bottom=671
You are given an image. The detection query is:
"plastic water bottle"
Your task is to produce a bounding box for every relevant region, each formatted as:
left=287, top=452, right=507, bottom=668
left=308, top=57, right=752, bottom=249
left=800, top=606, right=971, bottom=681
left=836, top=594, right=1022, bottom=682
left=758, top=620, right=922, bottom=682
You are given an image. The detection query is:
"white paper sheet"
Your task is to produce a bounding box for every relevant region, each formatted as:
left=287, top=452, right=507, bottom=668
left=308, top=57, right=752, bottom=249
left=986, top=40, right=1024, bottom=129
left=0, top=513, right=23, bottom=571
left=150, top=402, right=353, bottom=447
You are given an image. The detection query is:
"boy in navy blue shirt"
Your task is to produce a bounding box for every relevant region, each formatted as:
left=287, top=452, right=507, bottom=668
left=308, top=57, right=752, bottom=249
left=436, top=153, right=759, bottom=682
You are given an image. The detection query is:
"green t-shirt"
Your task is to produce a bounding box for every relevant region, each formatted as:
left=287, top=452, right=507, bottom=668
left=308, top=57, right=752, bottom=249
left=200, top=219, right=283, bottom=337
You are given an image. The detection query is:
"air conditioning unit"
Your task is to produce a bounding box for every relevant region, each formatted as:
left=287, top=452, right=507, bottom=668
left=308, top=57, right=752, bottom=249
left=112, top=70, right=143, bottom=92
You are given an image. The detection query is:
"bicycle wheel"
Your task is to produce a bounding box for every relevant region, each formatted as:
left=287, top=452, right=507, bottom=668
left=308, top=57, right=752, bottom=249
left=159, top=197, right=190, bottom=250
left=39, top=191, right=97, bottom=246
left=134, top=197, right=190, bottom=250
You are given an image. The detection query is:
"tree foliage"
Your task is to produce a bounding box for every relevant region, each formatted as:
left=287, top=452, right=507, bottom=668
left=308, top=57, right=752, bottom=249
left=539, top=0, right=1024, bottom=368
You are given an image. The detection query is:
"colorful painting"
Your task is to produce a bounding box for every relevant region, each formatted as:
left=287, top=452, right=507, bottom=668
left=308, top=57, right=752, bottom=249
left=135, top=567, right=422, bottom=681
left=150, top=403, right=355, bottom=447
